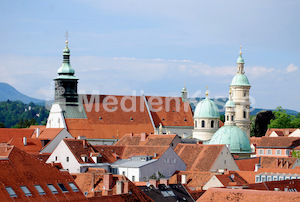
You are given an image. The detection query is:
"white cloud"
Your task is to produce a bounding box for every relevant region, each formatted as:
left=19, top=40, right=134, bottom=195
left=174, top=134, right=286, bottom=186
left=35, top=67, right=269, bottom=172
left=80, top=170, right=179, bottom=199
left=286, top=63, right=298, bottom=73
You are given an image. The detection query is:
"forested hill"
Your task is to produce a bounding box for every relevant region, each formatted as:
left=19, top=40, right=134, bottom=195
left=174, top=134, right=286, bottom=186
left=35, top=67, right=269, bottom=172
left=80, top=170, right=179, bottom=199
left=0, top=100, right=49, bottom=128
left=0, top=82, right=44, bottom=104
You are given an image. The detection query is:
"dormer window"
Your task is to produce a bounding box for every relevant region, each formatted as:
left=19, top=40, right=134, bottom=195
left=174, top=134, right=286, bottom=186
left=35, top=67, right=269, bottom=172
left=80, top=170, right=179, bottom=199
left=5, top=187, right=17, bottom=197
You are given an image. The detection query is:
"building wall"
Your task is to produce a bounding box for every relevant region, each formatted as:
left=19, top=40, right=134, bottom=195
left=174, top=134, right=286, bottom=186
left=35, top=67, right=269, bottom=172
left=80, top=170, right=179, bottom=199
left=156, top=126, right=193, bottom=139
left=140, top=147, right=187, bottom=181
left=210, top=146, right=240, bottom=172
left=193, top=117, right=219, bottom=141
left=256, top=148, right=291, bottom=157
left=118, top=167, right=140, bottom=182
left=289, top=129, right=300, bottom=137
left=46, top=140, right=81, bottom=173
left=40, top=129, right=73, bottom=153
left=203, top=176, right=224, bottom=190
left=46, top=103, right=66, bottom=129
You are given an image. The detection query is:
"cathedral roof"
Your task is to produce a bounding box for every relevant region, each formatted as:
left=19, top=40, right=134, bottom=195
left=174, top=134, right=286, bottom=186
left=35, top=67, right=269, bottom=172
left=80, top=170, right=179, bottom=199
left=194, top=97, right=220, bottom=119
left=209, top=125, right=251, bottom=154
left=230, top=74, right=250, bottom=86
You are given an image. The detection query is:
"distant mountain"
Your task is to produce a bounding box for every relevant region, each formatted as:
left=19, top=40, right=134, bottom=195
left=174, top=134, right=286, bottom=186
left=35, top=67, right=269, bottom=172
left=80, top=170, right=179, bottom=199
left=0, top=82, right=44, bottom=104
left=189, top=97, right=299, bottom=116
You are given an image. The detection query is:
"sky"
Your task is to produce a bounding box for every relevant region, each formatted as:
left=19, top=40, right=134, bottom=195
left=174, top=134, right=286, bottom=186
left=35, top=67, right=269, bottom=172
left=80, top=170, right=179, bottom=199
left=0, top=0, right=299, bottom=111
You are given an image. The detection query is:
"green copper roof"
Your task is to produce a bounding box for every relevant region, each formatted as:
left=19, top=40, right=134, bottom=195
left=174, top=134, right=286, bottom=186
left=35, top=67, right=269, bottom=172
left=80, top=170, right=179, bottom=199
left=209, top=125, right=251, bottom=153
left=225, top=99, right=235, bottom=108
left=194, top=97, right=220, bottom=118
left=237, top=55, right=244, bottom=63
left=55, top=74, right=79, bottom=80
left=57, top=63, right=75, bottom=75
left=230, top=74, right=250, bottom=86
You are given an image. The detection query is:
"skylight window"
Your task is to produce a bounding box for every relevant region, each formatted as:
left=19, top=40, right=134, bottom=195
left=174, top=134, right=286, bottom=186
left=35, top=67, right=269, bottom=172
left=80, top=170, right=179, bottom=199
left=34, top=185, right=45, bottom=195
left=20, top=186, right=32, bottom=196
left=47, top=184, right=58, bottom=194
left=68, top=183, right=79, bottom=192
left=57, top=183, right=68, bottom=193
left=5, top=187, right=17, bottom=197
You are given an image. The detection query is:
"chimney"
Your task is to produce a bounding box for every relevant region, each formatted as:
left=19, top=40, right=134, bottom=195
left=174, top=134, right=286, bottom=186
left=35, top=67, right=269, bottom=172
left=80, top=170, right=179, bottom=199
left=116, top=181, right=123, bottom=195
left=36, top=128, right=40, bottom=138
left=129, top=133, right=134, bottom=138
left=274, top=188, right=280, bottom=191
left=141, top=133, right=148, bottom=141
left=254, top=163, right=261, bottom=172
left=160, top=178, right=169, bottom=187
left=284, top=129, right=289, bottom=136
left=123, top=181, right=129, bottom=194
left=23, top=137, right=27, bottom=146
left=103, top=173, right=113, bottom=190
left=197, top=141, right=203, bottom=145
left=149, top=179, right=158, bottom=188
left=78, top=136, right=86, bottom=140
left=83, top=139, right=87, bottom=148
left=181, top=174, right=187, bottom=184
left=154, top=153, right=157, bottom=158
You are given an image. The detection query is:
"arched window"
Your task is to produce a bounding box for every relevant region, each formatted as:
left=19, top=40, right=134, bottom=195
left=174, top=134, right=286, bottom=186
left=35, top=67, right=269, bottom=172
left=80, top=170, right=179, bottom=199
left=227, top=116, right=229, bottom=121
left=243, top=110, right=246, bottom=118
left=211, top=120, right=214, bottom=128
left=195, top=120, right=197, bottom=128
left=201, top=120, right=205, bottom=128
left=231, top=116, right=234, bottom=121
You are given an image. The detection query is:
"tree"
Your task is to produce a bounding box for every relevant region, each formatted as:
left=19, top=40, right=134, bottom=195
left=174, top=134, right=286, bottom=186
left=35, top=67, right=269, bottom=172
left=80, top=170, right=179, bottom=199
left=268, top=106, right=300, bottom=129
left=251, top=110, right=274, bottom=137
left=0, top=122, right=5, bottom=128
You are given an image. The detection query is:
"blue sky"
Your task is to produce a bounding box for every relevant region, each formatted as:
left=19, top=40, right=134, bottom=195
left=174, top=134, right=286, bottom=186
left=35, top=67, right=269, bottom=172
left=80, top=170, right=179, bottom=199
left=0, top=0, right=299, bottom=111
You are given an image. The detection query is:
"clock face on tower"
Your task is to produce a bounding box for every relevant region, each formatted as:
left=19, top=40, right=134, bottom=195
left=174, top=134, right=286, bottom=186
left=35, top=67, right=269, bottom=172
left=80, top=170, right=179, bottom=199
left=57, top=86, right=65, bottom=95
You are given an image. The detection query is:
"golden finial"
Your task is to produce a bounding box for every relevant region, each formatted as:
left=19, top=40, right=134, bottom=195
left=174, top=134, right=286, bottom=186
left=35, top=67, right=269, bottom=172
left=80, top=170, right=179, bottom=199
left=65, top=30, right=69, bottom=45
left=239, top=45, right=242, bottom=56
left=229, top=90, right=232, bottom=95
left=206, top=86, right=209, bottom=97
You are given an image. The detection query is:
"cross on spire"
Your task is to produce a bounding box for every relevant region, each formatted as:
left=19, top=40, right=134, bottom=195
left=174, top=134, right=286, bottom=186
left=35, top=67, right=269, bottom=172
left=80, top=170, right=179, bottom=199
left=239, top=45, right=242, bottom=55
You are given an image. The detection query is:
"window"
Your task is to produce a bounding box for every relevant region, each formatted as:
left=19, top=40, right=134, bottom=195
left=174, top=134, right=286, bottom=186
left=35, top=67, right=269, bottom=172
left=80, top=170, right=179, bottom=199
left=5, top=187, right=17, bottom=197
left=231, top=116, right=234, bottom=121
left=244, top=92, right=246, bottom=97
left=195, top=120, right=197, bottom=128
left=276, top=149, right=282, bottom=155
left=243, top=110, right=246, bottom=118
left=47, top=184, right=58, bottom=194
left=227, top=116, right=229, bottom=121
left=132, top=176, right=135, bottom=181
left=266, top=149, right=272, bottom=155
left=58, top=183, right=68, bottom=193
left=285, top=149, right=290, bottom=156
left=122, top=171, right=125, bottom=175
left=68, top=183, right=79, bottom=192
left=173, top=158, right=177, bottom=163
left=55, top=156, right=57, bottom=161
left=267, top=176, right=272, bottom=181
left=211, top=120, right=214, bottom=128
left=224, top=160, right=226, bottom=164
left=255, top=176, right=260, bottom=183
left=66, top=157, right=69, bottom=162
left=20, top=186, right=32, bottom=196
left=201, top=120, right=205, bottom=128
left=34, top=185, right=45, bottom=195
left=258, top=149, right=264, bottom=155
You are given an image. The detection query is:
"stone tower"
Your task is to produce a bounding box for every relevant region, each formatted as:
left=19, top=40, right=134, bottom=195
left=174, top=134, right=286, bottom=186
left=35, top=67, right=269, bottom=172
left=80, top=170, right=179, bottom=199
left=230, top=47, right=251, bottom=140
left=181, top=84, right=188, bottom=102
left=54, top=40, right=79, bottom=105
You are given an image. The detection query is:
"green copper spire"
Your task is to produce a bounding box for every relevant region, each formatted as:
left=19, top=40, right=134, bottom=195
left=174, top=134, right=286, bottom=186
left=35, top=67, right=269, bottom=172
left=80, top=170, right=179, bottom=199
left=237, top=45, right=244, bottom=64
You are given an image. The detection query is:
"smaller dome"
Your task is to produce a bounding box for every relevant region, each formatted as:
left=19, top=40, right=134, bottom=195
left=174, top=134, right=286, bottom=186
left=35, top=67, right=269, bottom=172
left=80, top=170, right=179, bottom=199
left=194, top=97, right=220, bottom=118
left=225, top=99, right=235, bottom=108
left=230, top=74, right=250, bottom=86
left=237, top=55, right=244, bottom=63
left=57, top=63, right=75, bottom=75
left=209, top=125, right=251, bottom=153
left=63, top=47, right=70, bottom=54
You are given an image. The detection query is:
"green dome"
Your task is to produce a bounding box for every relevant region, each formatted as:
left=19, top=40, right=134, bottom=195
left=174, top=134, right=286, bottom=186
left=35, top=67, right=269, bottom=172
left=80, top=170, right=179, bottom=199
left=194, top=97, right=220, bottom=118
left=237, top=55, right=244, bottom=63
left=57, top=63, right=75, bottom=75
left=209, top=125, right=251, bottom=153
left=230, top=74, right=250, bottom=86
left=225, top=99, right=235, bottom=108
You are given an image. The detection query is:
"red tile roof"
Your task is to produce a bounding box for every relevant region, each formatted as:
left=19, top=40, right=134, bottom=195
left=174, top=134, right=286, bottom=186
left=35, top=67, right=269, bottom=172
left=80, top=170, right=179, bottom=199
left=0, top=128, right=35, bottom=143
left=198, top=187, right=300, bottom=202
left=0, top=143, right=87, bottom=201
left=121, top=146, right=169, bottom=159
left=74, top=169, right=152, bottom=201
left=66, top=95, right=154, bottom=140
left=235, top=157, right=260, bottom=171
left=215, top=172, right=248, bottom=186
left=114, top=133, right=178, bottom=147
left=265, top=128, right=298, bottom=137
left=31, top=128, right=64, bottom=139
left=169, top=171, right=214, bottom=188
left=247, top=179, right=300, bottom=192
left=174, top=143, right=224, bottom=172
left=261, top=156, right=298, bottom=169
left=92, top=145, right=126, bottom=163
left=234, top=171, right=257, bottom=184
left=256, top=137, right=300, bottom=148
left=8, top=137, right=45, bottom=154
left=145, top=96, right=193, bottom=127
